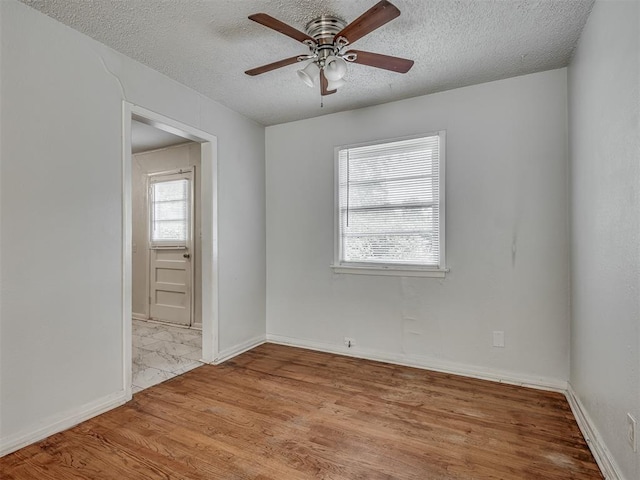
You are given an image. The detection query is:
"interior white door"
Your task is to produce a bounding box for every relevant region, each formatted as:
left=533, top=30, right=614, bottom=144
left=148, top=170, right=193, bottom=326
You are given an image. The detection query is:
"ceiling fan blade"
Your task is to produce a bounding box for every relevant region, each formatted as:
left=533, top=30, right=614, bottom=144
left=346, top=50, right=414, bottom=73
left=334, top=0, right=400, bottom=45
left=245, top=56, right=301, bottom=76
left=249, top=13, right=316, bottom=45
left=320, top=70, right=337, bottom=96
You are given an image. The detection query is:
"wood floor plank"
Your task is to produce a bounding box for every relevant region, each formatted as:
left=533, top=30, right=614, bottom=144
left=0, top=344, right=603, bottom=479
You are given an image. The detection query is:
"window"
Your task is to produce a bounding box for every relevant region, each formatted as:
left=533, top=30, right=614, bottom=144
left=333, top=132, right=446, bottom=277
left=149, top=177, right=190, bottom=247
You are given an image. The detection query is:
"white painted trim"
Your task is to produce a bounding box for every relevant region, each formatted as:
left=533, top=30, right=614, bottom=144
left=214, top=335, right=266, bottom=365
left=200, top=139, right=219, bottom=363
left=0, top=391, right=128, bottom=457
left=565, top=384, right=624, bottom=480
left=438, top=131, right=446, bottom=269
left=266, top=334, right=567, bottom=392
left=123, top=103, right=219, bottom=370
left=132, top=312, right=148, bottom=321
left=331, top=265, right=449, bottom=277
left=122, top=105, right=133, bottom=400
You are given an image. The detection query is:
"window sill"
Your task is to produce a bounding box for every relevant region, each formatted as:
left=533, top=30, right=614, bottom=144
left=330, top=264, right=449, bottom=278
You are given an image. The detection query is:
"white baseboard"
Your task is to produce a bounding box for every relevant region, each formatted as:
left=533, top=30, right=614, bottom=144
left=565, top=384, right=624, bottom=480
left=132, top=312, right=148, bottom=321
left=0, top=390, right=128, bottom=457
left=266, top=334, right=567, bottom=392
left=214, top=334, right=266, bottom=365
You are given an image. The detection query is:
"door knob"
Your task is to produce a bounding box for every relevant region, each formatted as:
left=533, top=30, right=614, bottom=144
left=183, top=253, right=191, bottom=259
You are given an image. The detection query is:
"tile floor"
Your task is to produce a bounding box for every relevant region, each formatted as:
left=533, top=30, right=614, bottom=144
left=132, top=319, right=203, bottom=394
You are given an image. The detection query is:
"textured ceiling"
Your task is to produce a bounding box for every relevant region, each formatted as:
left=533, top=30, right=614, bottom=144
left=21, top=0, right=594, bottom=126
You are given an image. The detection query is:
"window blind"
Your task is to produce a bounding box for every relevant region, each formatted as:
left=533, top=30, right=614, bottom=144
left=338, top=135, right=441, bottom=267
left=150, top=179, right=189, bottom=245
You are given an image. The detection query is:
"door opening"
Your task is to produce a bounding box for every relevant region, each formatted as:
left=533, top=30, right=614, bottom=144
left=122, top=103, right=218, bottom=398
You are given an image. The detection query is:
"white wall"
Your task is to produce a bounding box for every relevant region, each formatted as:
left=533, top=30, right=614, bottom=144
left=132, top=143, right=202, bottom=326
left=0, top=0, right=265, bottom=451
left=568, top=1, right=640, bottom=478
left=266, top=69, right=570, bottom=386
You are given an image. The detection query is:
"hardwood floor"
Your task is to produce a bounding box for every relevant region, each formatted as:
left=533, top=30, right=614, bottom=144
left=1, top=343, right=602, bottom=479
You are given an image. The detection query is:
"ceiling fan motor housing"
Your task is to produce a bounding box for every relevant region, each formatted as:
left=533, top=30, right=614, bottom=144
left=305, top=16, right=347, bottom=63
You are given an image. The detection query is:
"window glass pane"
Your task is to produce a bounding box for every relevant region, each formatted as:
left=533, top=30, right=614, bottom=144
left=153, top=220, right=187, bottom=242
left=154, top=200, right=187, bottom=221
left=345, top=177, right=438, bottom=208
left=338, top=134, right=442, bottom=267
left=154, top=180, right=187, bottom=202
left=343, top=234, right=439, bottom=265
left=341, top=207, right=436, bottom=234
left=151, top=179, right=188, bottom=244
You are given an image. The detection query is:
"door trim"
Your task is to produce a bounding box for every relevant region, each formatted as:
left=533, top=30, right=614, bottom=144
left=122, top=102, right=219, bottom=400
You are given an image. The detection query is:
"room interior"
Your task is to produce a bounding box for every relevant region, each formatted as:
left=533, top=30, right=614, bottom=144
left=0, top=0, right=638, bottom=479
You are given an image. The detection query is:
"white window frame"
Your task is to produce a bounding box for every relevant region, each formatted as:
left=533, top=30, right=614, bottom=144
left=332, top=132, right=448, bottom=278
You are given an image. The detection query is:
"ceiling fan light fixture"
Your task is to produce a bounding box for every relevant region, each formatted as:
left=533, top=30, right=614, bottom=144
left=324, top=56, right=348, bottom=81
left=297, top=61, right=320, bottom=87
left=326, top=78, right=346, bottom=91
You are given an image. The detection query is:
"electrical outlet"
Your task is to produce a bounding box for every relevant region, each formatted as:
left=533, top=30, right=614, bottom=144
left=627, top=413, right=637, bottom=452
left=344, top=337, right=356, bottom=348
left=492, top=331, right=505, bottom=348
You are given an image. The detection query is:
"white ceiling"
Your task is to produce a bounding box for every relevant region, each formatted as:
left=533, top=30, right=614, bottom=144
left=131, top=120, right=190, bottom=154
left=21, top=0, right=594, bottom=126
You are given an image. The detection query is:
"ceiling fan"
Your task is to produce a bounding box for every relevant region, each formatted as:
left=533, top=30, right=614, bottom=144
left=244, top=0, right=414, bottom=97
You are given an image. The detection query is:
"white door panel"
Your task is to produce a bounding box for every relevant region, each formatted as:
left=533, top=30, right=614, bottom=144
left=148, top=170, right=193, bottom=326
left=149, top=248, right=191, bottom=325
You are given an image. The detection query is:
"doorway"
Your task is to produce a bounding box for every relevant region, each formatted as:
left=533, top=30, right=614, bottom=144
left=122, top=103, right=218, bottom=398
